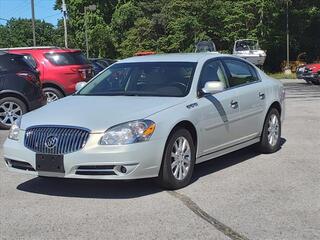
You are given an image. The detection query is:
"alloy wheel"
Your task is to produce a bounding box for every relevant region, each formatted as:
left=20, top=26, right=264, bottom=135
left=267, top=114, right=279, bottom=146
left=45, top=91, right=59, bottom=103
left=0, top=101, right=22, bottom=127
left=171, top=136, right=191, bottom=181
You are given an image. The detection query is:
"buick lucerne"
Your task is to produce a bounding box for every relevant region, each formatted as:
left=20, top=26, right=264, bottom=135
left=4, top=53, right=285, bottom=189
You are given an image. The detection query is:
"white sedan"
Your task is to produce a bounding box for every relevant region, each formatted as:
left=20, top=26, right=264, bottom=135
left=3, top=53, right=285, bottom=189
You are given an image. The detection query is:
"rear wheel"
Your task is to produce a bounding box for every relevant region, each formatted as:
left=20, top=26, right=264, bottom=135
left=0, top=97, right=27, bottom=130
left=158, top=128, right=196, bottom=189
left=257, top=108, right=281, bottom=153
left=43, top=87, right=64, bottom=103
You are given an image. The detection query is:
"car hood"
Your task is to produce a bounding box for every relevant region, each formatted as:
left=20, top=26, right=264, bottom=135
left=21, top=96, right=186, bottom=133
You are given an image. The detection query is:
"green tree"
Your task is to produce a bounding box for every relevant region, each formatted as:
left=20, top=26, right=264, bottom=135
left=0, top=18, right=60, bottom=48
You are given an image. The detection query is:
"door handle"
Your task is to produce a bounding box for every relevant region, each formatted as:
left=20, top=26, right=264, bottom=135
left=259, top=92, right=265, bottom=100
left=230, top=100, right=238, bottom=109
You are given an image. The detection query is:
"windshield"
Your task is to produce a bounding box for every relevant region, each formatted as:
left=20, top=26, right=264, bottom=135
left=236, top=40, right=261, bottom=51
left=77, top=62, right=197, bottom=97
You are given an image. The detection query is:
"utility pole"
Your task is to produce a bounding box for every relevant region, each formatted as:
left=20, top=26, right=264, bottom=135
left=31, top=0, right=36, bottom=46
left=84, top=5, right=96, bottom=58
left=62, top=0, right=68, bottom=48
left=84, top=7, right=89, bottom=58
left=286, top=0, right=290, bottom=70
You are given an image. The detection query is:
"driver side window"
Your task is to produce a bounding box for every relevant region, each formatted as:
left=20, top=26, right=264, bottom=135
left=199, top=60, right=227, bottom=89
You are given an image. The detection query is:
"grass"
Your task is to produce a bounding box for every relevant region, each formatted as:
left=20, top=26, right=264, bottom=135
left=268, top=72, right=297, bottom=79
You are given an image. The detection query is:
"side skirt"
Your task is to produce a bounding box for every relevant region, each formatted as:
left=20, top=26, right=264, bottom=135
left=196, top=137, right=260, bottom=164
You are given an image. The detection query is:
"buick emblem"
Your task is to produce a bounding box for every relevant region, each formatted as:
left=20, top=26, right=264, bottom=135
left=45, top=135, right=58, bottom=149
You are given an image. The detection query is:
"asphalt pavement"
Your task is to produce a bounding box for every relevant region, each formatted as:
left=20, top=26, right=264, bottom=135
left=0, top=79, right=319, bottom=240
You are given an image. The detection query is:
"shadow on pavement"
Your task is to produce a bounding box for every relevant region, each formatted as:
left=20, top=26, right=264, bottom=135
left=17, top=138, right=286, bottom=199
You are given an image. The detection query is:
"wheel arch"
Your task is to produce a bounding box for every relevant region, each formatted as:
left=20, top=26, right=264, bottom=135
left=167, top=120, right=198, bottom=151
left=268, top=101, right=282, bottom=116
left=0, top=91, right=29, bottom=111
left=42, top=81, right=66, bottom=96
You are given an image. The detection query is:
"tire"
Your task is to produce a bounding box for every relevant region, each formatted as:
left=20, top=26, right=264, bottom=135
left=313, top=79, right=320, bottom=85
left=0, top=97, right=27, bottom=130
left=257, top=108, right=281, bottom=153
left=43, top=87, right=64, bottom=103
left=158, top=128, right=196, bottom=190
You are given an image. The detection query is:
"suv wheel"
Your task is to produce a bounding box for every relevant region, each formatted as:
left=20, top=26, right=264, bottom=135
left=257, top=108, right=281, bottom=153
left=158, top=128, right=196, bottom=189
left=0, top=97, right=27, bottom=130
left=43, top=87, right=64, bottom=103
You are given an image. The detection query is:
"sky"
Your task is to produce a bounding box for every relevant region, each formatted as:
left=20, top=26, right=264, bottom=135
left=0, top=0, right=61, bottom=26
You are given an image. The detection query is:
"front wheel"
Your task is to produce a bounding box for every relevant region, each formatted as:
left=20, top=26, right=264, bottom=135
left=0, top=97, right=27, bottom=130
left=257, top=108, right=281, bottom=153
left=158, top=128, right=196, bottom=190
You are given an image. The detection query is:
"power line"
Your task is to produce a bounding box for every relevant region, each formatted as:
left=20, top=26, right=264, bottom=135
left=42, top=12, right=61, bottom=20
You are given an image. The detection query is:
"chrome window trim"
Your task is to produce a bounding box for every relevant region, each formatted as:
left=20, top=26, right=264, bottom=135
left=197, top=56, right=262, bottom=97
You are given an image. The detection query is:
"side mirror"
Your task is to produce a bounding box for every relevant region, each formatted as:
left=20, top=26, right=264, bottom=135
left=202, top=81, right=224, bottom=95
left=75, top=82, right=87, bottom=92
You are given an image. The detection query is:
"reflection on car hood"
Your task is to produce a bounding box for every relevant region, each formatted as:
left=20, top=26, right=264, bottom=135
left=21, top=96, right=186, bottom=133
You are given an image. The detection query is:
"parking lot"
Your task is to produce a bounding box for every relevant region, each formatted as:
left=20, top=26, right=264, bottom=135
left=0, top=79, right=319, bottom=240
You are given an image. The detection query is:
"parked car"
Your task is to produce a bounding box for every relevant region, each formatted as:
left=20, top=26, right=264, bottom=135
left=0, top=51, right=46, bottom=129
left=89, top=58, right=116, bottom=75
left=297, top=63, right=320, bottom=85
left=296, top=64, right=307, bottom=81
left=3, top=47, right=93, bottom=102
left=4, top=53, right=285, bottom=189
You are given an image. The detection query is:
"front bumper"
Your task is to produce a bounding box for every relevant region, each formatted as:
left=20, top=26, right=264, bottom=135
left=301, top=73, right=320, bottom=84
left=3, top=132, right=165, bottom=180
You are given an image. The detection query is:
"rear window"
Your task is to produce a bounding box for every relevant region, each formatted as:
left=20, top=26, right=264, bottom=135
left=45, top=52, right=90, bottom=66
left=23, top=54, right=37, bottom=68
left=0, top=54, right=34, bottom=72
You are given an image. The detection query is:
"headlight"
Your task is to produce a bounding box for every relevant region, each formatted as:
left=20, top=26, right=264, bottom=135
left=8, top=118, right=21, bottom=141
left=100, top=120, right=156, bottom=145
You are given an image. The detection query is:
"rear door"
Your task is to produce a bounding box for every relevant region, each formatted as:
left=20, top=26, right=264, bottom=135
left=222, top=58, right=266, bottom=141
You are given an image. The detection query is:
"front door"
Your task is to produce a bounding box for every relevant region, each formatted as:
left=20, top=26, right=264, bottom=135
left=196, top=60, right=241, bottom=157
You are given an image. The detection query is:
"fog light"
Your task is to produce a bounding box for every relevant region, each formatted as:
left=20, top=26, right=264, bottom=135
left=120, top=166, right=127, bottom=174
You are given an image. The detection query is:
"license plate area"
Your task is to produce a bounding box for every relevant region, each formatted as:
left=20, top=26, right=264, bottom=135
left=36, top=154, right=64, bottom=173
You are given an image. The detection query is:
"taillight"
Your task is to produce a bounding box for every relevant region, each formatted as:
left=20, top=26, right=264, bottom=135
left=16, top=71, right=41, bottom=85
left=79, top=69, right=87, bottom=79
left=17, top=71, right=35, bottom=81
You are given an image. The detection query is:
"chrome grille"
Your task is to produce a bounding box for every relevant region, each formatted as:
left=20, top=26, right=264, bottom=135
left=24, top=126, right=90, bottom=154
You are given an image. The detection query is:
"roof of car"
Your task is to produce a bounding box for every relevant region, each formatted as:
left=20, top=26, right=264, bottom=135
left=118, top=52, right=223, bottom=63
left=0, top=47, right=82, bottom=53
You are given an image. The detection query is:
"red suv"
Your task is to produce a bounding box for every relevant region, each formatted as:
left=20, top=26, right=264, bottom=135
left=6, top=47, right=93, bottom=102
left=297, top=63, right=320, bottom=85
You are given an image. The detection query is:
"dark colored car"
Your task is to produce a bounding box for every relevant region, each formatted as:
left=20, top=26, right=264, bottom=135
left=0, top=51, right=46, bottom=129
left=89, top=59, right=105, bottom=75
left=5, top=47, right=93, bottom=102
left=89, top=58, right=116, bottom=75
left=297, top=63, right=320, bottom=85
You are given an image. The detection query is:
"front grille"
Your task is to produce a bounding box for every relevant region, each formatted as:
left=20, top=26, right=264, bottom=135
left=24, top=126, right=90, bottom=154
